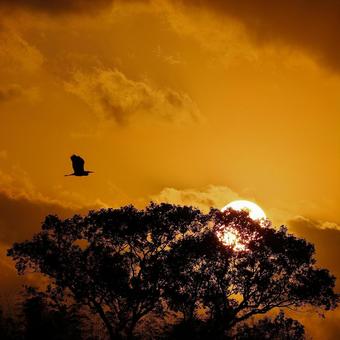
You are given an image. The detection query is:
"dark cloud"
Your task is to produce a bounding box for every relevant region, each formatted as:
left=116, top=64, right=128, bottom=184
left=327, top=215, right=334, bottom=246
left=288, top=216, right=340, bottom=288
left=0, top=190, right=78, bottom=294
left=0, top=0, right=148, bottom=15
left=2, top=1, right=340, bottom=71
left=180, top=0, right=340, bottom=71
left=0, top=186, right=102, bottom=294
left=0, top=191, right=77, bottom=245
left=0, top=0, right=114, bottom=14
left=288, top=217, right=340, bottom=339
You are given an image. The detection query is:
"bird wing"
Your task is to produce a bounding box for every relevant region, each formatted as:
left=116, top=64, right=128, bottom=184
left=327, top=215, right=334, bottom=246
left=71, top=155, right=85, bottom=173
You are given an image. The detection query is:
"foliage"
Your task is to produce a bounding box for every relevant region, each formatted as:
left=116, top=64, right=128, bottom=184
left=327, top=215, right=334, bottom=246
left=21, top=292, right=83, bottom=340
left=234, top=311, right=305, bottom=340
left=163, top=209, right=338, bottom=337
left=0, top=306, right=21, bottom=340
left=168, top=311, right=305, bottom=340
left=8, top=203, right=338, bottom=339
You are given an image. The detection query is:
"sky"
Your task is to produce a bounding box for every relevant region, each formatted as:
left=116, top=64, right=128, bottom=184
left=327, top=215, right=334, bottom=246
left=0, top=0, right=339, bottom=337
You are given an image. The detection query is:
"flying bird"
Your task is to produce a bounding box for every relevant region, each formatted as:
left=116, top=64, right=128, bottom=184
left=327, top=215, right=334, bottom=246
left=65, top=154, right=94, bottom=177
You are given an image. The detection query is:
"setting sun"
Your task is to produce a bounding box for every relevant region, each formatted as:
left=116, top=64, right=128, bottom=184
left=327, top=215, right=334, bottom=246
left=222, top=200, right=266, bottom=221
left=218, top=200, right=266, bottom=250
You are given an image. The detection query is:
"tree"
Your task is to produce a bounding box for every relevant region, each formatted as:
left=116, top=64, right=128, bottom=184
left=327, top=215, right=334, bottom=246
left=21, top=291, right=83, bottom=340
left=8, top=203, right=208, bottom=339
left=234, top=311, right=305, bottom=340
left=163, top=209, right=338, bottom=337
left=168, top=311, right=305, bottom=340
left=0, top=306, right=21, bottom=340
left=8, top=203, right=338, bottom=339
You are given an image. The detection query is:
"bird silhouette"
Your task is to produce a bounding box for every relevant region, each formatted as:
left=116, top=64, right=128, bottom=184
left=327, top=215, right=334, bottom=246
left=65, top=155, right=94, bottom=176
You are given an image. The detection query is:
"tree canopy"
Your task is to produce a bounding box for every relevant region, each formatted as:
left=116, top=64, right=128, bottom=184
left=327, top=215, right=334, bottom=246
left=8, top=203, right=338, bottom=339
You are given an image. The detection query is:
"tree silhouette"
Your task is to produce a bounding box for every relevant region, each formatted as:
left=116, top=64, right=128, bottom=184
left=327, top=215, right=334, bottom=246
left=162, top=209, right=338, bottom=338
left=0, top=306, right=21, bottom=340
left=21, top=291, right=83, bottom=340
left=168, top=310, right=305, bottom=340
left=234, top=311, right=305, bottom=340
left=8, top=204, right=207, bottom=339
left=8, top=203, right=338, bottom=339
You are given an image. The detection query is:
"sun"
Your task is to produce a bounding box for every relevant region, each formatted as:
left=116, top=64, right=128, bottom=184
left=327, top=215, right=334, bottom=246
left=218, top=200, right=266, bottom=250
left=221, top=200, right=266, bottom=221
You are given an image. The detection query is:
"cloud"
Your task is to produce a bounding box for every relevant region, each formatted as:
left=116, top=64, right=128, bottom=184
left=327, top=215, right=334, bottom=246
left=0, top=0, right=113, bottom=14
left=290, top=216, right=340, bottom=231
left=0, top=0, right=145, bottom=15
left=151, top=185, right=241, bottom=212
left=66, top=68, right=200, bottom=125
left=288, top=216, right=340, bottom=290
left=0, top=189, right=75, bottom=294
left=0, top=168, right=105, bottom=293
left=0, top=169, right=82, bottom=244
left=2, top=1, right=340, bottom=72
left=0, top=170, right=75, bottom=293
left=0, top=30, right=44, bottom=73
left=0, top=191, right=75, bottom=245
left=177, top=0, right=340, bottom=71
left=253, top=214, right=340, bottom=340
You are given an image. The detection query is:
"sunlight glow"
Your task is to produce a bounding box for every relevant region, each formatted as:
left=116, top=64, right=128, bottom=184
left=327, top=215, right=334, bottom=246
left=217, top=229, right=247, bottom=251
left=222, top=200, right=266, bottom=221
left=218, top=200, right=266, bottom=250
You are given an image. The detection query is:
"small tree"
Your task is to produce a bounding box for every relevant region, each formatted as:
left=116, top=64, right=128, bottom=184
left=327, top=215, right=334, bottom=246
left=8, top=204, right=338, bottom=339
left=21, top=292, right=83, bottom=340
left=0, top=306, right=21, bottom=340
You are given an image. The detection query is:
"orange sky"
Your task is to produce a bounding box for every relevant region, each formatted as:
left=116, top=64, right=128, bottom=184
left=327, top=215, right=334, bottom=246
left=0, top=1, right=339, bottom=338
